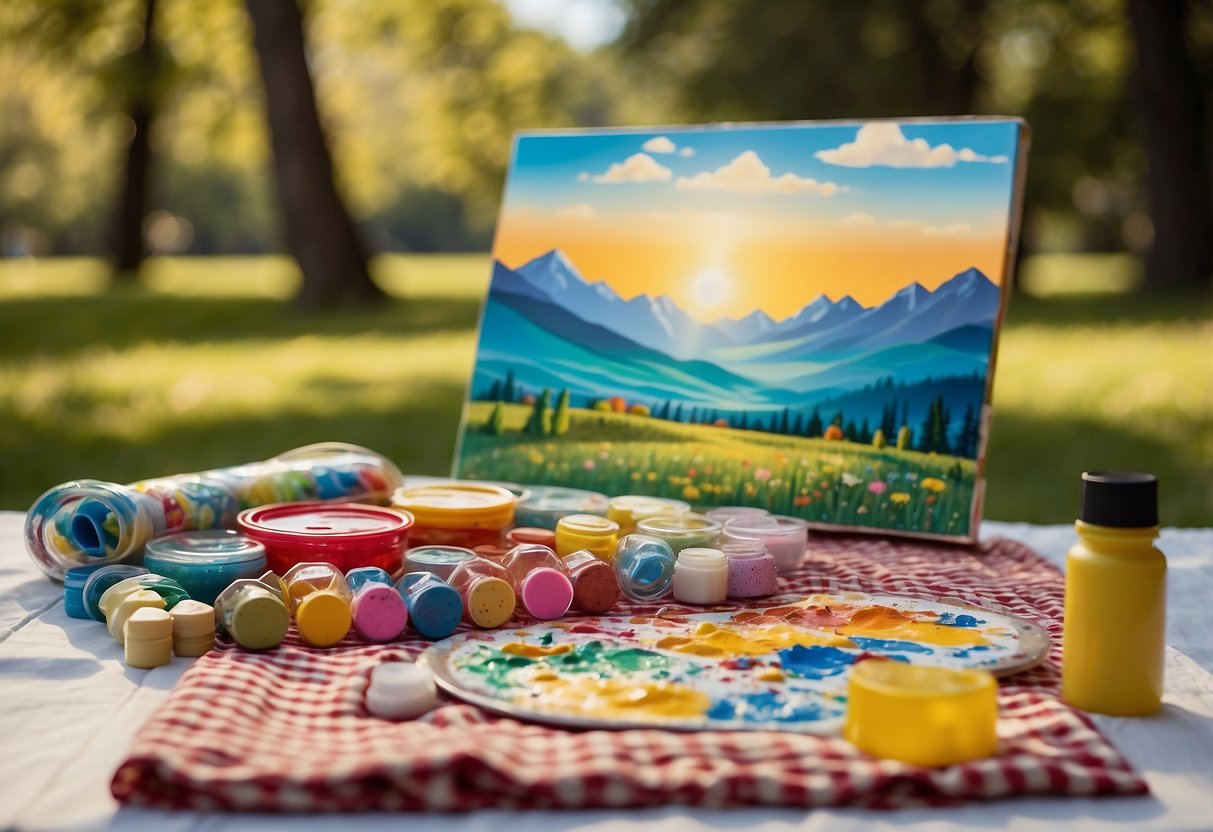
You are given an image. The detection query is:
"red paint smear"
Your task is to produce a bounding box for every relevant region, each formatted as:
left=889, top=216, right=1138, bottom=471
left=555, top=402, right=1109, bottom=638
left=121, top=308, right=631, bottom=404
left=568, top=624, right=636, bottom=638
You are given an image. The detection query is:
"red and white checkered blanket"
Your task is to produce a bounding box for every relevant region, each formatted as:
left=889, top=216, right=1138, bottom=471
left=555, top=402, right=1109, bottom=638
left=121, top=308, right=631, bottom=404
left=111, top=536, right=1147, bottom=811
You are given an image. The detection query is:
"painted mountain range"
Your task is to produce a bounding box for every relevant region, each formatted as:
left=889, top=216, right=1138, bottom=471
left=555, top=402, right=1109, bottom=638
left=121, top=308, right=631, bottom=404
left=474, top=248, right=1001, bottom=428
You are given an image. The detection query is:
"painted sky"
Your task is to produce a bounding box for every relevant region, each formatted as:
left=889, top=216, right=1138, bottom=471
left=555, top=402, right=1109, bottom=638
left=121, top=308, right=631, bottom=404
left=491, top=120, right=1024, bottom=322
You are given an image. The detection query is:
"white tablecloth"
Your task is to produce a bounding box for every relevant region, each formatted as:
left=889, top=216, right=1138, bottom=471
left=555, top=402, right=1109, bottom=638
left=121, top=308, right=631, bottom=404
left=2, top=511, right=1211, bottom=832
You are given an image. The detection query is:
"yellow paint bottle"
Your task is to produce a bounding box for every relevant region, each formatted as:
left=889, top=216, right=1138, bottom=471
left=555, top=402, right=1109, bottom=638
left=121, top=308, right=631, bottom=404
left=1062, top=471, right=1166, bottom=716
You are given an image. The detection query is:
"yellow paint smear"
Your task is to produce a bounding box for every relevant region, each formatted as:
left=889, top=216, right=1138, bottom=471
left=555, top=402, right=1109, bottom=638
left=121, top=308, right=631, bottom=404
left=501, top=642, right=574, bottom=658
left=836, top=606, right=990, bottom=647
left=527, top=676, right=710, bottom=720
left=654, top=621, right=854, bottom=658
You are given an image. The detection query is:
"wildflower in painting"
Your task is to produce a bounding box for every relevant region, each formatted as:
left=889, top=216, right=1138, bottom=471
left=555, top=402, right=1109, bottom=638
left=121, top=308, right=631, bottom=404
left=794, top=495, right=811, bottom=507
left=921, top=477, right=947, bottom=492
left=857, top=506, right=868, bottom=515
left=754, top=468, right=772, bottom=482
left=529, top=451, right=544, bottom=465
left=868, top=481, right=887, bottom=495
left=841, top=472, right=861, bottom=487
left=646, top=472, right=657, bottom=481
left=682, top=485, right=701, bottom=501
left=598, top=450, right=610, bottom=460
left=906, top=472, right=918, bottom=481
left=583, top=459, right=596, bottom=471
left=687, top=467, right=698, bottom=477
left=926, top=496, right=937, bottom=505
left=890, top=492, right=911, bottom=505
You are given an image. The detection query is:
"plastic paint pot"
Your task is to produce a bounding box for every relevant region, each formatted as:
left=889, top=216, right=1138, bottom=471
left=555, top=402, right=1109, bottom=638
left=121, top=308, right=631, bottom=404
left=613, top=534, right=676, bottom=602
left=721, top=515, right=808, bottom=574
left=721, top=540, right=779, bottom=598
left=607, top=495, right=690, bottom=536
left=635, top=513, right=722, bottom=555
left=281, top=562, right=354, bottom=647
left=238, top=503, right=413, bottom=577
left=447, top=556, right=517, bottom=629
left=346, top=566, right=409, bottom=642
left=845, top=660, right=998, bottom=767
left=554, top=514, right=620, bottom=561
left=671, top=548, right=729, bottom=606
left=506, top=527, right=558, bottom=549
left=404, top=545, right=477, bottom=580
left=391, top=484, right=515, bottom=550
left=81, top=564, right=150, bottom=622
left=561, top=549, right=620, bottom=614
left=64, top=563, right=109, bottom=620
left=502, top=544, right=573, bottom=620
left=515, top=485, right=610, bottom=530
left=396, top=572, right=463, bottom=640
left=215, top=578, right=290, bottom=650
left=144, top=530, right=267, bottom=604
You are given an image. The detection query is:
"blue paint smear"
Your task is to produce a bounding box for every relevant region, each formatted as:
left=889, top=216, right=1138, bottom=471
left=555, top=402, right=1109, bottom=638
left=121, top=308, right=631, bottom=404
left=707, top=690, right=841, bottom=724
left=950, top=645, right=993, bottom=659
left=778, top=645, right=856, bottom=679
left=936, top=612, right=985, bottom=627
left=848, top=637, right=936, bottom=654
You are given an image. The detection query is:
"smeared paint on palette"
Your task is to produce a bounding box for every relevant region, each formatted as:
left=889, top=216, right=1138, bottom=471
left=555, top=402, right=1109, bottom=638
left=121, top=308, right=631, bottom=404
left=421, top=592, right=1049, bottom=733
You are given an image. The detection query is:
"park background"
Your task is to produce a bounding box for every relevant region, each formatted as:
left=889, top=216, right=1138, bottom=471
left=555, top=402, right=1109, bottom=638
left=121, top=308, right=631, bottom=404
left=0, top=0, right=1210, bottom=527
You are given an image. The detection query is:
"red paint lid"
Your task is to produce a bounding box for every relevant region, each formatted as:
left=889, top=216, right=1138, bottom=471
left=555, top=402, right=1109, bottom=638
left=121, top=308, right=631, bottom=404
left=237, top=503, right=414, bottom=553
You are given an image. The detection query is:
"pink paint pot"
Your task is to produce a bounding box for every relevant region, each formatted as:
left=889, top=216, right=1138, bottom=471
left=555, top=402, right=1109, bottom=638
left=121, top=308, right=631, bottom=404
left=347, top=567, right=408, bottom=642
left=502, top=544, right=573, bottom=620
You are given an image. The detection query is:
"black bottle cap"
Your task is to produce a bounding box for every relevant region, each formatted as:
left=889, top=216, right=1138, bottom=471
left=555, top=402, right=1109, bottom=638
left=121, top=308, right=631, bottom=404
left=1079, top=471, right=1158, bottom=528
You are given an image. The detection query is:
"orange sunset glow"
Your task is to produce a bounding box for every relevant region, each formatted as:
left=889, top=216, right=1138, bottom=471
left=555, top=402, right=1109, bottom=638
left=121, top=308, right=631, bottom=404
left=493, top=209, right=1009, bottom=321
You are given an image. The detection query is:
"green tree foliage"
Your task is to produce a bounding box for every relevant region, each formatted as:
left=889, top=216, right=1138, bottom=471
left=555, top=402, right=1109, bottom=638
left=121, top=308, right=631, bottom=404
left=807, top=407, right=824, bottom=438
left=484, top=399, right=505, bottom=435
left=524, top=387, right=551, bottom=435
left=872, top=428, right=887, bottom=449
left=551, top=388, right=570, bottom=435
left=896, top=424, right=911, bottom=451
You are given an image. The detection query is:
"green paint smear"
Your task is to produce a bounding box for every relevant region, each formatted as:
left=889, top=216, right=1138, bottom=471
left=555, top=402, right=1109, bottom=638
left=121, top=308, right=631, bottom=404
left=539, top=632, right=553, bottom=645
left=458, top=640, right=674, bottom=689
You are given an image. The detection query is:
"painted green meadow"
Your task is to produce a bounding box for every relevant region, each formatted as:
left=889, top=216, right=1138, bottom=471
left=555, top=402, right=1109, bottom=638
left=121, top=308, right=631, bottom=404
left=458, top=402, right=977, bottom=537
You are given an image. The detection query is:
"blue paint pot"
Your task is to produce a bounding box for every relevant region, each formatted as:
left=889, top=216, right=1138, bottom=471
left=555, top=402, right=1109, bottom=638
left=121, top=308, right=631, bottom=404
left=396, top=572, right=462, bottom=640
left=63, top=563, right=109, bottom=619
left=143, top=530, right=267, bottom=605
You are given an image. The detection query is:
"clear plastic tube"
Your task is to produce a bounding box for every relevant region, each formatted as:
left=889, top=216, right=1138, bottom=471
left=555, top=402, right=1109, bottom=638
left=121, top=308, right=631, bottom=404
left=24, top=442, right=404, bottom=580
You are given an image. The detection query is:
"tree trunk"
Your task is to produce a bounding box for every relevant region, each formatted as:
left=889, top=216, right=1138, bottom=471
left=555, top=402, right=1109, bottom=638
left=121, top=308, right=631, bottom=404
left=1127, top=0, right=1213, bottom=290
left=107, top=0, right=157, bottom=280
left=245, top=0, right=382, bottom=307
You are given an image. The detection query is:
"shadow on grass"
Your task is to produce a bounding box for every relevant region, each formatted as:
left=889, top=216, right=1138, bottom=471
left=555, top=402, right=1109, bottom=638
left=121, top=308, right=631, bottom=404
left=984, top=409, right=1213, bottom=526
left=0, top=380, right=469, bottom=510
left=0, top=294, right=482, bottom=361
left=1003, top=290, right=1213, bottom=329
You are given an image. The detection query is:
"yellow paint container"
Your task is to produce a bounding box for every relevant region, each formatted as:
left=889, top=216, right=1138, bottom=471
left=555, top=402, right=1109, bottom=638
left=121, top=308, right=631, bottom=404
left=607, top=495, right=690, bottom=536
left=555, top=514, right=620, bottom=561
left=392, top=483, right=516, bottom=550
left=845, top=660, right=998, bottom=767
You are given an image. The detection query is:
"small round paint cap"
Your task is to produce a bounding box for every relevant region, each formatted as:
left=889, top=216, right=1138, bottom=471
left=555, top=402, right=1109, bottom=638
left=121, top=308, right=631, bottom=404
left=169, top=599, right=216, bottom=638
left=1079, top=471, right=1158, bottom=528
left=845, top=660, right=998, bottom=767
left=396, top=573, right=463, bottom=640
left=518, top=567, right=573, bottom=620
left=404, top=545, right=476, bottom=580
left=366, top=662, right=437, bottom=720
left=507, top=527, right=557, bottom=548
left=351, top=584, right=408, bottom=642
left=124, top=606, right=174, bottom=640
left=465, top=576, right=515, bottom=629
left=295, top=592, right=352, bottom=647
left=228, top=592, right=291, bottom=650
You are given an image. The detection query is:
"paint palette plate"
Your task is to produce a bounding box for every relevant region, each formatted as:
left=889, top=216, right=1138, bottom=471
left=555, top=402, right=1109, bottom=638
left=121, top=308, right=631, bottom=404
left=420, top=592, right=1049, bottom=734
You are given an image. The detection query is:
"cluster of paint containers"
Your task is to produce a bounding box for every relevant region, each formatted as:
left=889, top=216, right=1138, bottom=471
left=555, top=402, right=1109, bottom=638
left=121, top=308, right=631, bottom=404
left=44, top=450, right=810, bottom=652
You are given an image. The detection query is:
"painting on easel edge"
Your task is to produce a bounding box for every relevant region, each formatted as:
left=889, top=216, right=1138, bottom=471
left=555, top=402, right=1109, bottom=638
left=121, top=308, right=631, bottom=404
left=453, top=118, right=1029, bottom=542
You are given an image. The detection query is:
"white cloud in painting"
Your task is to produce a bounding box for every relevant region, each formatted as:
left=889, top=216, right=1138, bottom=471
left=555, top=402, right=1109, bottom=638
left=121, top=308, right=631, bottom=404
left=815, top=122, right=1010, bottom=168
left=838, top=212, right=878, bottom=227
left=577, top=171, right=590, bottom=182
left=642, top=136, right=678, bottom=154
left=556, top=202, right=597, bottom=219
left=675, top=150, right=839, bottom=195
left=678, top=147, right=695, bottom=157
left=589, top=152, right=673, bottom=183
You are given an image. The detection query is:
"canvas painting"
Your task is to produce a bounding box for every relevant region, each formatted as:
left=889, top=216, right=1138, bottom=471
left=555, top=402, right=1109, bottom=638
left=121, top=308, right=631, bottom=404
left=453, top=118, right=1029, bottom=541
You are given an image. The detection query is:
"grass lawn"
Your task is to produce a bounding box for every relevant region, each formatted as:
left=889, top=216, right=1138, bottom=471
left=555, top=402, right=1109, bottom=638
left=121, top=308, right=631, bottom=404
left=1, top=254, right=1210, bottom=527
